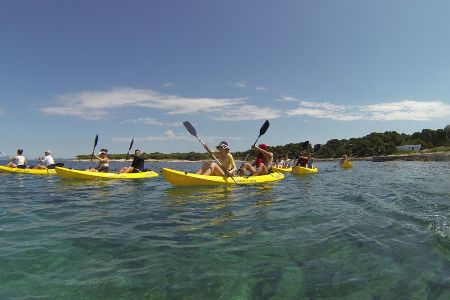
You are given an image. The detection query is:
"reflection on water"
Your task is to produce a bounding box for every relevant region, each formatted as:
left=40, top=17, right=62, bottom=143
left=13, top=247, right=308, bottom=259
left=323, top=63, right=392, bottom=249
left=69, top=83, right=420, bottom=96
left=163, top=184, right=276, bottom=239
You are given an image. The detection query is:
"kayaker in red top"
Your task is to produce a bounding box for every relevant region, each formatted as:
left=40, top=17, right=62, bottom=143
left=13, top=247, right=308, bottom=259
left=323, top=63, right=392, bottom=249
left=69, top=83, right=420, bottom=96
left=238, top=143, right=273, bottom=176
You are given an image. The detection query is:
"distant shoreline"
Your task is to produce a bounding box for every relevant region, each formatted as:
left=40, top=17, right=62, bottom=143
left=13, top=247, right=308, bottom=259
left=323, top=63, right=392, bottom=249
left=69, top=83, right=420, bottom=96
left=71, top=152, right=450, bottom=163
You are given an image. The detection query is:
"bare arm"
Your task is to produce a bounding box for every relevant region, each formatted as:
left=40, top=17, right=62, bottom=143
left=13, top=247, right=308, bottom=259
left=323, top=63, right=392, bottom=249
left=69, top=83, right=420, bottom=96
left=253, top=145, right=273, bottom=159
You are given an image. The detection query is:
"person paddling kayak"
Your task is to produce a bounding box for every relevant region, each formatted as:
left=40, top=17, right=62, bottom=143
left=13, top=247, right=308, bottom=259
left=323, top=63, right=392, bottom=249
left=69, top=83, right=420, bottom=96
left=197, top=141, right=237, bottom=176
left=238, top=143, right=273, bottom=176
left=118, top=149, right=145, bottom=173
left=294, top=151, right=309, bottom=168
left=339, top=154, right=350, bottom=166
left=6, top=149, right=28, bottom=168
left=86, top=149, right=110, bottom=172
left=34, top=150, right=56, bottom=169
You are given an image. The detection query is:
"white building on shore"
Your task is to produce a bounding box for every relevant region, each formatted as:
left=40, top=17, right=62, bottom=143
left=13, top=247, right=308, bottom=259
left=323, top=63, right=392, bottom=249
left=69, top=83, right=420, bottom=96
left=396, top=144, right=421, bottom=151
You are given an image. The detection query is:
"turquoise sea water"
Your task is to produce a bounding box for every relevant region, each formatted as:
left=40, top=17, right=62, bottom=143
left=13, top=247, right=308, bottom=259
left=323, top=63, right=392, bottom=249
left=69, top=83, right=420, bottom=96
left=1, top=160, right=449, bottom=299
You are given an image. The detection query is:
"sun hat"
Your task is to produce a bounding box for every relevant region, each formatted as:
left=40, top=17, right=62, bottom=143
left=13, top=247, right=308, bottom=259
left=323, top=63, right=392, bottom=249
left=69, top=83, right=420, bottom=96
left=216, top=141, right=229, bottom=150
left=259, top=143, right=267, bottom=150
left=45, top=150, right=51, bottom=154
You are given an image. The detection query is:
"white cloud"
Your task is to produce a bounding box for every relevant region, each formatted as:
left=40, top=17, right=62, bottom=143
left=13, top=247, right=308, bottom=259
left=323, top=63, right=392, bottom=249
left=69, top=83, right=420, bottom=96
left=112, top=130, right=244, bottom=144
left=215, top=105, right=282, bottom=121
left=122, top=117, right=180, bottom=127
left=161, top=82, right=173, bottom=88
left=40, top=88, right=246, bottom=120
left=112, top=130, right=189, bottom=142
left=287, top=99, right=450, bottom=121
left=255, top=85, right=267, bottom=91
left=231, top=81, right=246, bottom=88
left=361, top=100, right=450, bottom=121
left=275, top=96, right=301, bottom=102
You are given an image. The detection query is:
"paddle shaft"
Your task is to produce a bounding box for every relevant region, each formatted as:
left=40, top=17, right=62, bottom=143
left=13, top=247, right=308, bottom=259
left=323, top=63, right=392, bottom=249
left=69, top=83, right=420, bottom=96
left=236, top=120, right=270, bottom=173
left=237, top=135, right=263, bottom=172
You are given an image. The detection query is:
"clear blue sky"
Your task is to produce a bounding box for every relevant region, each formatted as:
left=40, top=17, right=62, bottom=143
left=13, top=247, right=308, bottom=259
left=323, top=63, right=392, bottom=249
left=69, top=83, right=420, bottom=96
left=1, top=0, right=449, bottom=158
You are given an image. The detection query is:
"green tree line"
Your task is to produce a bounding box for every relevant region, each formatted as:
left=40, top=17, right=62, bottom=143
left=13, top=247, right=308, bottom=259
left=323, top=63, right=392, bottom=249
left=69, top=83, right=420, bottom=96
left=76, top=125, right=450, bottom=160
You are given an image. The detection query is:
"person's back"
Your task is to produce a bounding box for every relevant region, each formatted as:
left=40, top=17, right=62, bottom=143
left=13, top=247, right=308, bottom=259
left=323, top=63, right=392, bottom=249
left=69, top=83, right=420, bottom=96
left=14, top=155, right=26, bottom=166
left=7, top=149, right=27, bottom=168
left=41, top=152, right=55, bottom=167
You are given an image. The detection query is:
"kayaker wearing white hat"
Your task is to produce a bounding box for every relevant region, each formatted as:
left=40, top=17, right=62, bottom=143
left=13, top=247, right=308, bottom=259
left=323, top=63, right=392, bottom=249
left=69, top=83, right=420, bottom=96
left=196, top=141, right=236, bottom=176
left=86, top=148, right=110, bottom=172
left=34, top=150, right=56, bottom=169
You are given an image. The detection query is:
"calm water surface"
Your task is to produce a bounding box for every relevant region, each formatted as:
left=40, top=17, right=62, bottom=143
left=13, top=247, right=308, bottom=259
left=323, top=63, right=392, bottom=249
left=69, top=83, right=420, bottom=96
left=1, top=160, right=449, bottom=299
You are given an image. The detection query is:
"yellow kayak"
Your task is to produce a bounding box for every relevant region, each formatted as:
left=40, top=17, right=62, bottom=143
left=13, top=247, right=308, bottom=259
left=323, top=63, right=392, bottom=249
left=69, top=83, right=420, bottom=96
left=292, top=165, right=318, bottom=175
left=341, top=161, right=353, bottom=169
left=162, top=168, right=285, bottom=186
left=271, top=166, right=292, bottom=173
left=0, top=165, right=57, bottom=175
left=55, top=167, right=159, bottom=180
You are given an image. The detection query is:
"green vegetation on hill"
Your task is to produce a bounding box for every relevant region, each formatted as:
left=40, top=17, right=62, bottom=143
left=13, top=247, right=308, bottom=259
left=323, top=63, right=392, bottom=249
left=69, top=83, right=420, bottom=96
left=76, top=126, right=450, bottom=160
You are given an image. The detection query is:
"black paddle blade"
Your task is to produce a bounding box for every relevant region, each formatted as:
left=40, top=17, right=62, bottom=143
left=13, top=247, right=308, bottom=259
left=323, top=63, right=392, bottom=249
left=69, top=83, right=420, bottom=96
left=129, top=138, right=134, bottom=151
left=183, top=121, right=197, bottom=137
left=302, top=141, right=310, bottom=150
left=260, top=120, right=270, bottom=136
left=313, top=144, right=321, bottom=153
left=94, top=134, right=99, bottom=147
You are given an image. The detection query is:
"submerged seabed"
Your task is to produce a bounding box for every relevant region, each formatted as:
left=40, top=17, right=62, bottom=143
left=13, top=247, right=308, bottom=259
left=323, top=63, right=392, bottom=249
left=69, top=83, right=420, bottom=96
left=0, top=161, right=449, bottom=299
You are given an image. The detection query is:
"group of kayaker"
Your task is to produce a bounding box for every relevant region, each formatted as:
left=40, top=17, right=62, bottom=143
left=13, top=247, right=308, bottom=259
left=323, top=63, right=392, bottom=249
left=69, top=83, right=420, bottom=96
left=85, top=148, right=146, bottom=173
left=4, top=149, right=56, bottom=169
left=2, top=148, right=146, bottom=174
left=3, top=144, right=351, bottom=177
left=196, top=141, right=274, bottom=177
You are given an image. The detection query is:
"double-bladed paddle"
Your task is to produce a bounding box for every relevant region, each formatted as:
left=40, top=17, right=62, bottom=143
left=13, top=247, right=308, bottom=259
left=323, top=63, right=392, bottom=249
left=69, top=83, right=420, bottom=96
left=90, top=134, right=99, bottom=161
left=125, top=138, right=134, bottom=161
left=183, top=121, right=238, bottom=184
left=236, top=120, right=270, bottom=173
